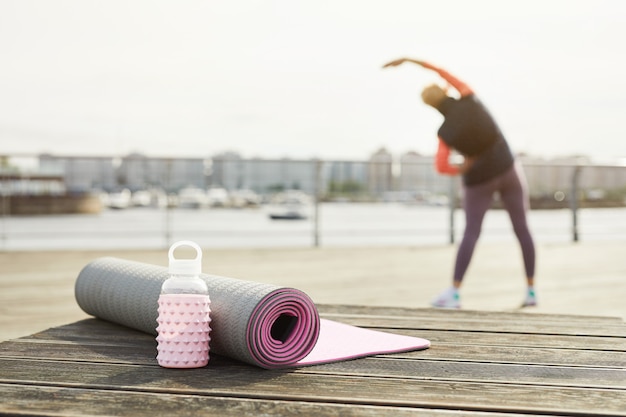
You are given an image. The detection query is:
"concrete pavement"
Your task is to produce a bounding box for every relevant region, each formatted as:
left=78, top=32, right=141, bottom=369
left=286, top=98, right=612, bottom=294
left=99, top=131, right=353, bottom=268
left=1, top=240, right=625, bottom=342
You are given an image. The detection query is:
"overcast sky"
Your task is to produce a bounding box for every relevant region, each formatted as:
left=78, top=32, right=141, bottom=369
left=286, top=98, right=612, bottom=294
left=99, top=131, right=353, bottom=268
left=1, top=0, right=625, bottom=162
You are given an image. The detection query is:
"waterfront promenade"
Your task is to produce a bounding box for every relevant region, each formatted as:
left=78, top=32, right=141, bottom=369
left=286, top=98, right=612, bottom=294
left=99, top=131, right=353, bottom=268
left=1, top=240, right=625, bottom=342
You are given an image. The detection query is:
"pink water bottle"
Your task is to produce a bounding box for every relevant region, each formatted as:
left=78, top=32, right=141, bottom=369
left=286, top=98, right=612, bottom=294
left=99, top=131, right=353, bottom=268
left=156, top=240, right=211, bottom=368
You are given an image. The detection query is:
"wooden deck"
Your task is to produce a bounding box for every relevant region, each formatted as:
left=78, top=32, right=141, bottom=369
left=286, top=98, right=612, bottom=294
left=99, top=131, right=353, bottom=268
left=1, top=305, right=625, bottom=416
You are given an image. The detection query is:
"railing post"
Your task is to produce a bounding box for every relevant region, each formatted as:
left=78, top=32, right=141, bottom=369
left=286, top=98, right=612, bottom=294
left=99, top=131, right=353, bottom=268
left=164, top=159, right=173, bottom=249
left=570, top=165, right=582, bottom=242
left=313, top=159, right=322, bottom=248
left=0, top=182, right=7, bottom=252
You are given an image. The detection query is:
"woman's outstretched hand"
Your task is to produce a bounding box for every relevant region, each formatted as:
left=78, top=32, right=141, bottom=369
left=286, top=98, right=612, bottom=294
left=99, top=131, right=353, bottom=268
left=382, top=58, right=425, bottom=69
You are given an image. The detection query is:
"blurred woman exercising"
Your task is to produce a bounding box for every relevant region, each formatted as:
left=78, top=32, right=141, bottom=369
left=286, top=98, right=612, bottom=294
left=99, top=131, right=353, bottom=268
left=383, top=58, right=536, bottom=308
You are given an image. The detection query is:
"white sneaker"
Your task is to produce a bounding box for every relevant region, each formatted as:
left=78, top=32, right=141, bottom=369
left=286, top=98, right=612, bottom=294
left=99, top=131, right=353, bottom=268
left=521, top=288, right=537, bottom=307
left=431, top=287, right=460, bottom=309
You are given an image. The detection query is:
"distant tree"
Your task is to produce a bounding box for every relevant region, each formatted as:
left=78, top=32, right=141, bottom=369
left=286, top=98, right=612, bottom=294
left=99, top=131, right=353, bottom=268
left=327, top=180, right=365, bottom=195
left=267, top=184, right=285, bottom=193
left=341, top=180, right=364, bottom=194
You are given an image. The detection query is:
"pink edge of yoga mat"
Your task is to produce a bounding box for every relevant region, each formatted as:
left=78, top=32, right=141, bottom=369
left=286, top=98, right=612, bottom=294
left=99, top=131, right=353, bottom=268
left=297, top=319, right=430, bottom=366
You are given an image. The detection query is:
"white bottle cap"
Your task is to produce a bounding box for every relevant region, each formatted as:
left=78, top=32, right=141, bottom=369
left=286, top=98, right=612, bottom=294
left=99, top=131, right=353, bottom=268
left=168, top=240, right=202, bottom=275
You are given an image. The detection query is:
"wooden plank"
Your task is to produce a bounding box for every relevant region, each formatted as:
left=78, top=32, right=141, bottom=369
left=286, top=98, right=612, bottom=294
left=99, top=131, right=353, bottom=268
left=386, top=329, right=626, bottom=352
left=3, top=333, right=624, bottom=370
left=1, top=358, right=625, bottom=416
left=0, top=339, right=157, bottom=365
left=15, top=319, right=625, bottom=355
left=22, top=315, right=626, bottom=350
left=320, top=313, right=626, bottom=337
left=0, top=384, right=559, bottom=417
left=300, top=357, right=626, bottom=389
left=392, top=343, right=626, bottom=368
left=321, top=312, right=626, bottom=337
left=25, top=306, right=626, bottom=346
left=2, top=338, right=624, bottom=388
left=4, top=318, right=625, bottom=367
left=21, top=318, right=155, bottom=344
left=317, top=305, right=626, bottom=324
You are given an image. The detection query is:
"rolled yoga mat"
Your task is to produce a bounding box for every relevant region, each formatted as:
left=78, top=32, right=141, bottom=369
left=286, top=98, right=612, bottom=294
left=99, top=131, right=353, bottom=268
left=75, top=257, right=430, bottom=369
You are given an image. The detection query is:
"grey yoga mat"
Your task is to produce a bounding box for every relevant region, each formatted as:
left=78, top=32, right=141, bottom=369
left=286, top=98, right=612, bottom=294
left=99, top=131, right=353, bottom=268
left=75, top=257, right=430, bottom=369
left=75, top=257, right=320, bottom=369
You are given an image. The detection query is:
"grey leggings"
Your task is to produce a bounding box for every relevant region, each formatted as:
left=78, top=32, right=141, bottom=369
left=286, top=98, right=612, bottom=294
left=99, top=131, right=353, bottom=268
left=454, top=162, right=535, bottom=282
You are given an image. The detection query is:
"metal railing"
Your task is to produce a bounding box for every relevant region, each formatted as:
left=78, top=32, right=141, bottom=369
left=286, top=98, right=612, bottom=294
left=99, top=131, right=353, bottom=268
left=1, top=154, right=625, bottom=251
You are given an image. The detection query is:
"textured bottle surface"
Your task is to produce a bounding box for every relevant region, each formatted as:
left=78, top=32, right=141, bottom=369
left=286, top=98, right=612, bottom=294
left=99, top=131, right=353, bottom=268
left=156, top=293, right=211, bottom=368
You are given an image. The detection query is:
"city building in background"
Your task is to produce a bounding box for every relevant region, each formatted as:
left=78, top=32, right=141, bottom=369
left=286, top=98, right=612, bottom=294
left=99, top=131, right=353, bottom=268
left=117, top=154, right=207, bottom=192
left=39, top=154, right=116, bottom=193
left=367, top=148, right=393, bottom=197
left=1, top=150, right=625, bottom=209
left=211, top=152, right=318, bottom=195
left=398, top=151, right=450, bottom=202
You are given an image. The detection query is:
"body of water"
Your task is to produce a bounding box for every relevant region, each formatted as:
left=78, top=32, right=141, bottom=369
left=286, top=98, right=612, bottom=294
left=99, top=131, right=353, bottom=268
left=1, top=204, right=624, bottom=251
